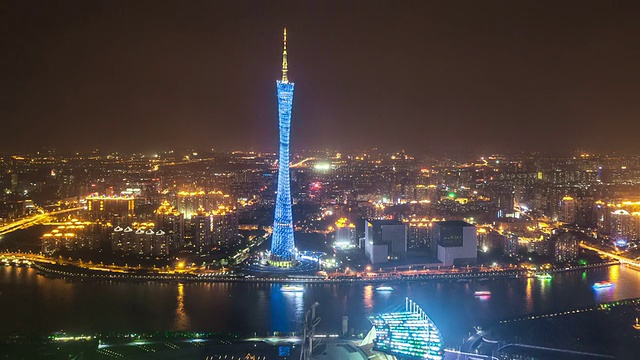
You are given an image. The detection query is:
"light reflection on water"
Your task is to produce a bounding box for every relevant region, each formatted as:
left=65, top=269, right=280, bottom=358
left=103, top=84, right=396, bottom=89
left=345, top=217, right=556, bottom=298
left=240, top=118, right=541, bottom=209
left=363, top=285, right=373, bottom=310
left=2, top=264, right=640, bottom=344
left=525, top=277, right=533, bottom=313
left=173, top=282, right=190, bottom=330
left=539, top=276, right=551, bottom=299
left=610, top=264, right=620, bottom=282
left=282, top=290, right=304, bottom=319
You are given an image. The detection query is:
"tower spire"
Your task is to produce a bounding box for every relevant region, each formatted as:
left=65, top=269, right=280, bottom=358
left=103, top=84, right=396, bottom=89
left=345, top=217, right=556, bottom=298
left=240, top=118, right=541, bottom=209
left=271, top=26, right=296, bottom=263
left=281, top=27, right=288, bottom=83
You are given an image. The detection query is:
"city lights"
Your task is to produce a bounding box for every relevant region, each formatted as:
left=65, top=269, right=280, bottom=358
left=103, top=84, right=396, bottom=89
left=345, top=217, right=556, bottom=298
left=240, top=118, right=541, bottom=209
left=1, top=5, right=639, bottom=359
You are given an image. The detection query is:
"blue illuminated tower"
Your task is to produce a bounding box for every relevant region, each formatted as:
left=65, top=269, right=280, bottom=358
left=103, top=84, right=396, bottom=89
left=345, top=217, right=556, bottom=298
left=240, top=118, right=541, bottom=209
left=271, top=27, right=296, bottom=262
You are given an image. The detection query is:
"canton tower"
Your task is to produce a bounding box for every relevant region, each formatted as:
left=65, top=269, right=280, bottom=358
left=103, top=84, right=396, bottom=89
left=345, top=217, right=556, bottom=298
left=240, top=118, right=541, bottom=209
left=271, top=27, right=296, bottom=262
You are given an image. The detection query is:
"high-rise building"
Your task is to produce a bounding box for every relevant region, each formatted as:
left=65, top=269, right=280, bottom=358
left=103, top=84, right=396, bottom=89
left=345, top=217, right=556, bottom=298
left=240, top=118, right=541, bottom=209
left=152, top=230, right=170, bottom=256
left=594, top=201, right=610, bottom=233
left=109, top=224, right=169, bottom=256
left=560, top=196, right=576, bottom=224
left=364, top=220, right=407, bottom=264
left=192, top=212, right=212, bottom=253
left=41, top=221, right=97, bottom=254
left=10, top=173, right=18, bottom=193
left=487, top=184, right=515, bottom=218
left=175, top=190, right=229, bottom=219
left=610, top=209, right=637, bottom=243
left=212, top=211, right=239, bottom=248
left=553, top=232, right=579, bottom=263
left=334, top=218, right=357, bottom=248
left=271, top=28, right=296, bottom=262
left=176, top=191, right=205, bottom=219
left=86, top=194, right=135, bottom=224
left=432, top=221, right=477, bottom=266
left=155, top=201, right=185, bottom=249
left=575, top=196, right=596, bottom=228
left=503, top=233, right=519, bottom=258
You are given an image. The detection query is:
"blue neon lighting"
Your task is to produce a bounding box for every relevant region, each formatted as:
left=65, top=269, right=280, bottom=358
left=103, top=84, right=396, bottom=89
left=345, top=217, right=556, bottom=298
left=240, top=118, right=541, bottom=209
left=271, top=80, right=296, bottom=260
left=369, top=299, right=444, bottom=360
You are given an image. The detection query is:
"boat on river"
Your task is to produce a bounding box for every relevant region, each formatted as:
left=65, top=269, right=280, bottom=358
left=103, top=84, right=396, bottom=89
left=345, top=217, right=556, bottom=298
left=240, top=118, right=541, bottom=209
left=375, top=286, right=394, bottom=292
left=281, top=285, right=304, bottom=292
left=592, top=281, right=614, bottom=290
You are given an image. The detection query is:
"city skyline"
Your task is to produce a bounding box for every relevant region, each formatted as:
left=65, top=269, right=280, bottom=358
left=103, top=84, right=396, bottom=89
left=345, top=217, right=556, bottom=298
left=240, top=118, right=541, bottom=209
left=3, top=2, right=640, bottom=359
left=2, top=2, right=639, bottom=154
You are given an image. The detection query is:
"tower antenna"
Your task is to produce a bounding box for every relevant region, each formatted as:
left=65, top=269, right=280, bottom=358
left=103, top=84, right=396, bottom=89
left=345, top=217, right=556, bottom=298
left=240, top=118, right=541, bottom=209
left=282, top=27, right=288, bottom=83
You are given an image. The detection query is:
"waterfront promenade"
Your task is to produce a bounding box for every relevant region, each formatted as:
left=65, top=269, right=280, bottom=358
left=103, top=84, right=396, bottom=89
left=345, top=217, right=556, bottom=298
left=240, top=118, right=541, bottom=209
left=1, top=252, right=620, bottom=284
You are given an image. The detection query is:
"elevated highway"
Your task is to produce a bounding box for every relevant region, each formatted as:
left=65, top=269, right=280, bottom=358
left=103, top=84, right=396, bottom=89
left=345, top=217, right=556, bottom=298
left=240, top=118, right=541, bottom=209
left=0, top=206, right=83, bottom=236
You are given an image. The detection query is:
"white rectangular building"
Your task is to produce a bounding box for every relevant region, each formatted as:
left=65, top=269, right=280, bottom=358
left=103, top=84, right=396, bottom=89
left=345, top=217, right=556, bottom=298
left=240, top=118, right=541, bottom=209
left=432, top=221, right=477, bottom=267
left=364, top=220, right=407, bottom=264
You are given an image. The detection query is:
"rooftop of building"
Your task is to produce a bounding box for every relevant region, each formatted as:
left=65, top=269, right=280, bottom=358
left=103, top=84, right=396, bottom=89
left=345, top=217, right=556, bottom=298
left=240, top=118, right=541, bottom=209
left=434, top=220, right=475, bottom=228
left=367, top=219, right=403, bottom=226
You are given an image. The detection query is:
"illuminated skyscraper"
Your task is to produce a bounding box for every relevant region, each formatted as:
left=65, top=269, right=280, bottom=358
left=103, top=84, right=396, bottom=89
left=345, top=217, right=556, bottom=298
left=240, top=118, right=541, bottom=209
left=271, top=28, right=296, bottom=262
left=610, top=209, right=637, bottom=243
left=560, top=196, right=576, bottom=224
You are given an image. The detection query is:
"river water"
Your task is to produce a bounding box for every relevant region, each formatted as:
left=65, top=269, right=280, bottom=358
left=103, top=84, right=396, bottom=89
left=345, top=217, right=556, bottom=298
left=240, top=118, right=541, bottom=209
left=1, top=264, right=639, bottom=347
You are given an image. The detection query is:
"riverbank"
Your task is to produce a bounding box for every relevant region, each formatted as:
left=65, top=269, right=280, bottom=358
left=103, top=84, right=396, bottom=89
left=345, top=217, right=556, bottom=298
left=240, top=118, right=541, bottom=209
left=3, top=262, right=640, bottom=355
left=26, top=260, right=620, bottom=284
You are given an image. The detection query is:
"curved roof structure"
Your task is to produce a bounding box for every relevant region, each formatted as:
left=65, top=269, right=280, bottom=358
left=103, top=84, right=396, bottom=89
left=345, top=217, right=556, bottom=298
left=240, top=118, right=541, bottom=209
left=368, top=298, right=444, bottom=360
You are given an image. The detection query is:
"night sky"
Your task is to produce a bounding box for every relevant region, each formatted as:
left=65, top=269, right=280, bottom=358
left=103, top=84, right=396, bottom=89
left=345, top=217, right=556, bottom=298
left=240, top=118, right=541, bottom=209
left=3, top=1, right=640, bottom=154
